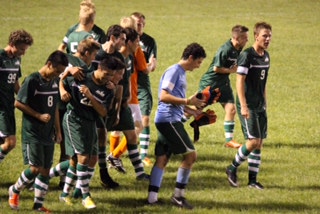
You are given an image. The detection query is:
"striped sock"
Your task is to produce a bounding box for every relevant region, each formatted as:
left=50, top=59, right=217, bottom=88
left=61, top=165, right=77, bottom=197
left=127, top=144, right=144, bottom=177
left=13, top=168, right=36, bottom=193
left=224, top=121, right=235, bottom=142
left=139, top=127, right=150, bottom=160
left=34, top=174, right=49, bottom=209
left=76, top=163, right=90, bottom=199
left=231, top=144, right=251, bottom=170
left=248, top=149, right=261, bottom=183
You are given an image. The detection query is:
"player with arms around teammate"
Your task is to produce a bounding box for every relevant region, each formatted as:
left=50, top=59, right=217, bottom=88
left=59, top=56, right=117, bottom=209
left=8, top=51, right=68, bottom=213
left=226, top=22, right=272, bottom=190
left=198, top=25, right=249, bottom=149
left=147, top=43, right=206, bottom=209
left=0, top=29, right=33, bottom=164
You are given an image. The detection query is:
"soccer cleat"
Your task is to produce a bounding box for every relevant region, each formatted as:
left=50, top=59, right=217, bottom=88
left=248, top=182, right=264, bottom=190
left=59, top=195, right=73, bottom=206
left=171, top=196, right=193, bottom=210
left=82, top=196, right=96, bottom=209
left=33, top=205, right=51, bottom=213
left=107, top=154, right=126, bottom=174
left=100, top=178, right=120, bottom=189
left=136, top=173, right=150, bottom=181
left=142, top=157, right=153, bottom=167
left=226, top=166, right=239, bottom=187
left=225, top=140, right=242, bottom=149
left=8, top=185, right=20, bottom=210
left=146, top=199, right=165, bottom=206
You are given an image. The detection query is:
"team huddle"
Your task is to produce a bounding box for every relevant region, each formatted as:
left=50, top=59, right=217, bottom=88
left=0, top=0, right=272, bottom=212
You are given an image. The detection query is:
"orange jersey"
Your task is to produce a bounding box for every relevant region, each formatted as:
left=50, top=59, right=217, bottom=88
left=129, top=47, right=148, bottom=104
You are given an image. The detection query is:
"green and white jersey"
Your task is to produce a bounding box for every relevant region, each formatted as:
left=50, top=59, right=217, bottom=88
left=62, top=23, right=107, bottom=53
left=199, top=40, right=241, bottom=90
left=63, top=72, right=113, bottom=121
left=0, top=49, right=22, bottom=112
left=59, top=54, right=90, bottom=111
left=122, top=54, right=134, bottom=102
left=236, top=47, right=270, bottom=111
left=138, top=32, right=157, bottom=88
left=17, top=72, right=60, bottom=145
left=67, top=54, right=89, bottom=72
left=66, top=31, right=93, bottom=54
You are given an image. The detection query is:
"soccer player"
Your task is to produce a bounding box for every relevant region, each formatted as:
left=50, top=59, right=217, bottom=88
left=107, top=16, right=155, bottom=172
left=58, top=0, right=106, bottom=53
left=8, top=51, right=68, bottom=212
left=58, top=56, right=119, bottom=209
left=198, top=25, right=249, bottom=149
left=0, top=29, right=33, bottom=164
left=226, top=22, right=272, bottom=190
left=131, top=12, right=157, bottom=166
left=107, top=27, right=150, bottom=180
left=90, top=24, right=127, bottom=188
left=147, top=43, right=206, bottom=209
left=49, top=39, right=107, bottom=195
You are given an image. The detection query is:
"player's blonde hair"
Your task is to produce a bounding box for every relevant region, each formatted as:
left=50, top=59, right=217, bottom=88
left=120, top=16, right=137, bottom=31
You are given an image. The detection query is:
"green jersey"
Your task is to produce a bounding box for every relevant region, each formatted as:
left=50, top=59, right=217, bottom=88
left=63, top=72, right=113, bottom=121
left=137, top=32, right=157, bottom=98
left=66, top=31, right=93, bottom=54
left=17, top=72, right=60, bottom=145
left=0, top=49, right=22, bottom=112
left=62, top=23, right=107, bottom=53
left=199, top=40, right=241, bottom=90
left=236, top=47, right=270, bottom=110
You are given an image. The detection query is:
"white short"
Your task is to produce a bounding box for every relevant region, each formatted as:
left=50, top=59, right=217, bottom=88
left=129, top=104, right=142, bottom=122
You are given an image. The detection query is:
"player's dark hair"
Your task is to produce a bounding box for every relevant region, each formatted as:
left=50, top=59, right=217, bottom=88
left=99, top=55, right=123, bottom=71
left=254, top=22, right=272, bottom=36
left=46, top=50, right=69, bottom=67
left=105, top=25, right=126, bottom=41
left=8, top=29, right=34, bottom=46
left=123, top=27, right=139, bottom=43
left=181, top=43, right=206, bottom=60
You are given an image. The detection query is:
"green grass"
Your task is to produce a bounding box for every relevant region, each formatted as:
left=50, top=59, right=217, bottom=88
left=0, top=0, right=320, bottom=213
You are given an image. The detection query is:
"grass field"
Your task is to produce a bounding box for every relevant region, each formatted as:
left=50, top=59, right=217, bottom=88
left=0, top=0, right=319, bottom=213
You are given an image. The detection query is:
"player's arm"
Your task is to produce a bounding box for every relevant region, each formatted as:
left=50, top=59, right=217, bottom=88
left=54, top=106, right=62, bottom=144
left=236, top=70, right=249, bottom=119
left=14, top=81, right=20, bottom=94
left=14, top=100, right=51, bottom=123
left=58, top=43, right=67, bottom=52
left=59, top=74, right=72, bottom=102
left=159, top=90, right=205, bottom=109
left=213, top=65, right=237, bottom=74
left=78, top=85, right=108, bottom=117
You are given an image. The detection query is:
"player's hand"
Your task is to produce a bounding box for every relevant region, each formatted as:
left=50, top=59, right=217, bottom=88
left=188, top=93, right=206, bottom=109
left=60, top=88, right=71, bottom=102
left=241, top=105, right=250, bottom=119
left=55, top=132, right=62, bottom=144
left=39, top=113, right=51, bottom=123
left=78, top=85, right=92, bottom=98
left=69, top=67, right=84, bottom=81
left=106, top=81, right=116, bottom=90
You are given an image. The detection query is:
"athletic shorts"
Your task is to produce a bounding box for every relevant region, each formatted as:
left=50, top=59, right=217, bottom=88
left=108, top=106, right=135, bottom=131
left=237, top=107, right=268, bottom=140
left=129, top=104, right=142, bottom=122
left=63, top=111, right=98, bottom=156
left=138, top=75, right=153, bottom=116
left=23, top=142, right=54, bottom=169
left=154, top=122, right=195, bottom=157
left=0, top=110, right=16, bottom=137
